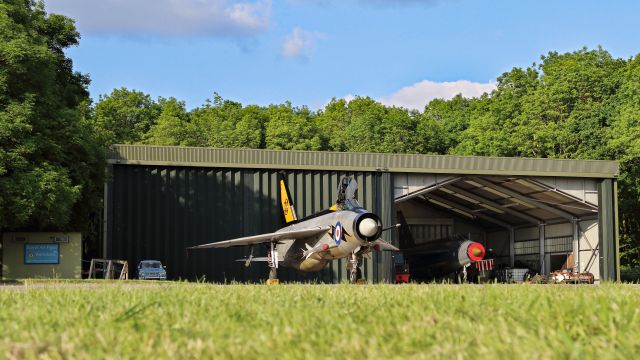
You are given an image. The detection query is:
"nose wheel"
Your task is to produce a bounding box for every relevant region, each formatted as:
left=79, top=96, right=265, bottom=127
left=348, top=252, right=363, bottom=284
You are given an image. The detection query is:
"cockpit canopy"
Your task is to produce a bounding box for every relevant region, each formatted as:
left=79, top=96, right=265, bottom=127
left=338, top=177, right=362, bottom=210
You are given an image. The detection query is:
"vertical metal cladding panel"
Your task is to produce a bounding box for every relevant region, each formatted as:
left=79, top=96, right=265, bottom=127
left=598, top=178, right=619, bottom=281
left=614, top=179, right=620, bottom=281
left=109, top=166, right=393, bottom=283
left=378, top=172, right=396, bottom=283
left=104, top=165, right=114, bottom=258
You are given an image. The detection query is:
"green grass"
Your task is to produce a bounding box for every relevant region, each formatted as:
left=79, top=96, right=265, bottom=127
left=1, top=281, right=639, bottom=359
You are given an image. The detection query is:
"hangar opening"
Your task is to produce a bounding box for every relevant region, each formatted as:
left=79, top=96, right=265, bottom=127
left=394, top=174, right=611, bottom=281
left=104, top=145, right=619, bottom=283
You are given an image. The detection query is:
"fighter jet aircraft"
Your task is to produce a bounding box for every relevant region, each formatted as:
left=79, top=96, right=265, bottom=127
left=188, top=176, right=399, bottom=284
left=397, top=211, right=487, bottom=282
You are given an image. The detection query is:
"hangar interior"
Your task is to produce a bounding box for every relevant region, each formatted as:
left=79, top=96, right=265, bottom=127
left=394, top=174, right=605, bottom=279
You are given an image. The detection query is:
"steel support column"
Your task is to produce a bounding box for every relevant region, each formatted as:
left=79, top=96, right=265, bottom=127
left=614, top=179, right=620, bottom=281
left=509, top=227, right=515, bottom=267
left=539, top=224, right=546, bottom=274
left=598, top=178, right=618, bottom=281
left=572, top=219, right=580, bottom=273
left=379, top=172, right=395, bottom=283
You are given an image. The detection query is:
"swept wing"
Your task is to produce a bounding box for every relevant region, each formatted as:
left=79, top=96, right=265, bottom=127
left=188, top=226, right=330, bottom=249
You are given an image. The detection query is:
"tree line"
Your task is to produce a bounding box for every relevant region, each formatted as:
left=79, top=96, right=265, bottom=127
left=1, top=1, right=639, bottom=266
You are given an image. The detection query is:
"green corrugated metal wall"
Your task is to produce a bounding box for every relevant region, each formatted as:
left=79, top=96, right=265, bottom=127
left=106, top=165, right=395, bottom=283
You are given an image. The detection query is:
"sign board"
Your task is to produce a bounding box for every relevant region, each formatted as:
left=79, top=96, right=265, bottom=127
left=50, top=235, right=69, bottom=243
left=24, top=243, right=60, bottom=264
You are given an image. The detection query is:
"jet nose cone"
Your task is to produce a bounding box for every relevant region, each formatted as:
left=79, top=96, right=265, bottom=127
left=359, top=218, right=379, bottom=238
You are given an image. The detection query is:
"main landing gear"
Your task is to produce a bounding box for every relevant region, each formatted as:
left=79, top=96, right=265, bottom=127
left=266, top=241, right=279, bottom=286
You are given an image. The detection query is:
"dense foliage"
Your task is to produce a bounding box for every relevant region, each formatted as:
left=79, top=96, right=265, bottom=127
left=0, top=0, right=102, bottom=235
left=1, top=1, right=639, bottom=265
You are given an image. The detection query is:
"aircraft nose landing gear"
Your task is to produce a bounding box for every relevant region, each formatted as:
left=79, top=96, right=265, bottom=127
left=348, top=251, right=364, bottom=284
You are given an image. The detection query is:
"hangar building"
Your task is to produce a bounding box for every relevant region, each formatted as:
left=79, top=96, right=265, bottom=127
left=104, top=145, right=620, bottom=283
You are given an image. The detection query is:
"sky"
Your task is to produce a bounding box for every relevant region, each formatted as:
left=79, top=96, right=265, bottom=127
left=45, top=0, right=640, bottom=110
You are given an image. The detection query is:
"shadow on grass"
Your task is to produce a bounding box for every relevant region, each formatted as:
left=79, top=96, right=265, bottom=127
left=0, top=280, right=23, bottom=286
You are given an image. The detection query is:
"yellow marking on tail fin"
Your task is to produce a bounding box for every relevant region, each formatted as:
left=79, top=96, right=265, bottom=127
left=329, top=204, right=337, bottom=211
left=280, top=179, right=297, bottom=223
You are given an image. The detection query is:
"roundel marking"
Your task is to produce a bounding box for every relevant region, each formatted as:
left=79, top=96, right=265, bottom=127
left=334, top=222, right=343, bottom=245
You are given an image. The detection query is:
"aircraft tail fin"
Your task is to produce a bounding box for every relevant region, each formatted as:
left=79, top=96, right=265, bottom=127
left=279, top=174, right=298, bottom=223
left=396, top=210, right=415, bottom=248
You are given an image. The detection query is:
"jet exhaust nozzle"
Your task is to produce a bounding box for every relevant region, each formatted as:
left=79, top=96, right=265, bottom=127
left=466, top=242, right=486, bottom=262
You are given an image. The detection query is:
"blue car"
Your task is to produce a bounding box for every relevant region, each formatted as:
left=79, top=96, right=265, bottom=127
left=137, top=260, right=167, bottom=280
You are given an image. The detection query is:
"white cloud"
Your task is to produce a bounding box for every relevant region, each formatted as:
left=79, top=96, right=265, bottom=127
left=45, top=0, right=272, bottom=37
left=343, top=94, right=357, bottom=103
left=281, top=27, right=324, bottom=59
left=379, top=80, right=495, bottom=110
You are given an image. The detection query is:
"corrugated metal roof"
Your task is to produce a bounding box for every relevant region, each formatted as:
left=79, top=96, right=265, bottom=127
left=107, top=145, right=619, bottom=178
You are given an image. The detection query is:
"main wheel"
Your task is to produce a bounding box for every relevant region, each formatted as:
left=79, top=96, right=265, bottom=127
left=350, top=268, right=364, bottom=284
left=349, top=267, right=358, bottom=284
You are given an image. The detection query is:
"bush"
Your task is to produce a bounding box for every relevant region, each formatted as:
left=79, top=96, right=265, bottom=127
left=620, top=267, right=640, bottom=282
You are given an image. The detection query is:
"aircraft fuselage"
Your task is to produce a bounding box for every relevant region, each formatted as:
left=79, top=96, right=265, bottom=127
left=275, top=208, right=382, bottom=272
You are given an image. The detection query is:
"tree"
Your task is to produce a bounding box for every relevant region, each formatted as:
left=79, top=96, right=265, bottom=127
left=234, top=105, right=266, bottom=149
left=454, top=49, right=625, bottom=159
left=606, top=54, right=640, bottom=266
left=419, top=95, right=473, bottom=154
left=0, top=0, right=99, bottom=232
left=375, top=106, right=419, bottom=153
left=521, top=48, right=624, bottom=159
left=143, top=98, right=192, bottom=146
left=342, top=97, right=419, bottom=153
left=265, top=102, right=320, bottom=150
left=189, top=94, right=265, bottom=149
left=93, top=87, right=162, bottom=144
left=454, top=67, right=539, bottom=157
left=342, top=97, right=385, bottom=152
left=315, top=98, right=350, bottom=151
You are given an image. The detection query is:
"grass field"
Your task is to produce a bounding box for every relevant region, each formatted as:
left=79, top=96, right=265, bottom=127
left=1, top=281, right=639, bottom=359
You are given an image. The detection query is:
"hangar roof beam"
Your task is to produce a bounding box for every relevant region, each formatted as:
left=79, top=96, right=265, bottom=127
left=469, top=177, right=576, bottom=221
left=518, top=178, right=599, bottom=211
left=443, top=184, right=542, bottom=225
left=422, top=193, right=513, bottom=230
left=395, top=176, right=462, bottom=203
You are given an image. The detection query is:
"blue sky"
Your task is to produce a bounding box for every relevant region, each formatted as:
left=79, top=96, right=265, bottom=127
left=46, top=0, right=640, bottom=110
